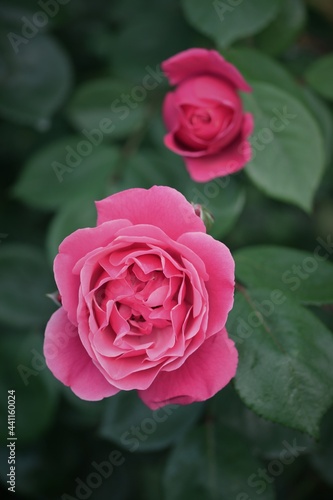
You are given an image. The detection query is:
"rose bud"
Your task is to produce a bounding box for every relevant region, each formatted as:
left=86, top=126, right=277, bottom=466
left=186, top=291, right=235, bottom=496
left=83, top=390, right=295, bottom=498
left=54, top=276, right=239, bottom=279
left=162, top=48, right=253, bottom=182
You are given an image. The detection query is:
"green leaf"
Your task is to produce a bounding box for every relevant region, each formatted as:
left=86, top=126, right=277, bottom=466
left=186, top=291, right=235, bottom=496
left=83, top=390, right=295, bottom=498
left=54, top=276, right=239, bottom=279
left=0, top=35, right=72, bottom=129
left=119, top=150, right=178, bottom=190
left=242, top=82, right=325, bottom=212
left=110, top=8, right=193, bottom=82
left=224, top=48, right=302, bottom=99
left=225, top=48, right=332, bottom=149
left=182, top=0, right=281, bottom=48
left=67, top=78, right=148, bottom=140
left=255, top=0, right=306, bottom=55
left=305, top=54, right=333, bottom=102
left=163, top=425, right=275, bottom=500
left=117, top=148, right=245, bottom=239
left=309, top=405, right=333, bottom=486
left=301, top=87, right=333, bottom=165
left=13, top=137, right=120, bottom=210
left=0, top=245, right=55, bottom=328
left=183, top=177, right=246, bottom=240
left=210, top=385, right=314, bottom=460
left=46, top=197, right=97, bottom=263
left=99, top=391, right=204, bottom=452
left=224, top=50, right=332, bottom=166
left=227, top=289, right=333, bottom=438
left=234, top=245, right=333, bottom=305
left=0, top=332, right=59, bottom=444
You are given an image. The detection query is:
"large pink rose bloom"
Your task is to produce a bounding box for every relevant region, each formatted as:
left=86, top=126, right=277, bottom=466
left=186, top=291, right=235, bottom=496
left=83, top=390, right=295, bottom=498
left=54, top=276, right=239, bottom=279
left=162, top=48, right=253, bottom=182
left=44, top=186, right=237, bottom=409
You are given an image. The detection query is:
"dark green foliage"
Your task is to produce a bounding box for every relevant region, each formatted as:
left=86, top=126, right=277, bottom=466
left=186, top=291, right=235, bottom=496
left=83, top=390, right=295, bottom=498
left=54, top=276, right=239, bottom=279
left=1, top=1, right=333, bottom=499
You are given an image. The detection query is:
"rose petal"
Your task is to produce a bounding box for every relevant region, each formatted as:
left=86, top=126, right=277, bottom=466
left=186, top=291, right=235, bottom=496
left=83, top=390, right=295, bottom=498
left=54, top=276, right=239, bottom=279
left=163, top=91, right=182, bottom=133
left=138, top=328, right=238, bottom=409
left=163, top=76, right=244, bottom=157
left=44, top=308, right=119, bottom=401
left=162, top=48, right=251, bottom=92
left=163, top=94, right=220, bottom=153
left=55, top=219, right=131, bottom=324
left=111, top=224, right=209, bottom=281
left=93, top=350, right=162, bottom=390
left=96, top=186, right=206, bottom=239
left=178, top=232, right=234, bottom=336
left=183, top=113, right=254, bottom=182
left=164, top=132, right=208, bottom=158
left=174, top=76, right=241, bottom=109
left=145, top=285, right=170, bottom=307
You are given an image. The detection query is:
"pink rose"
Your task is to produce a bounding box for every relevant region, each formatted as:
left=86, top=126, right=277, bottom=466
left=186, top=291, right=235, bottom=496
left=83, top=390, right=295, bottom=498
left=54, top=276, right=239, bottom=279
left=43, top=186, right=237, bottom=409
left=162, top=48, right=253, bottom=182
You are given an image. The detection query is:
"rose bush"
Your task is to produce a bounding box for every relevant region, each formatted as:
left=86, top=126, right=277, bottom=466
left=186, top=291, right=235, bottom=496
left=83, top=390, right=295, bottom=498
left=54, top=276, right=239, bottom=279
left=162, top=48, right=253, bottom=182
left=43, top=186, right=237, bottom=409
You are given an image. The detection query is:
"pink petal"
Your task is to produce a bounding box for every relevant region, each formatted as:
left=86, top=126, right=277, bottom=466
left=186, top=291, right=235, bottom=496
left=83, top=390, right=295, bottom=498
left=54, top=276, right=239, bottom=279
left=96, top=186, right=206, bottom=239
left=242, top=111, right=255, bottom=138
left=133, top=254, right=162, bottom=275
left=145, top=285, right=170, bottom=307
left=164, top=132, right=208, bottom=158
left=162, top=48, right=251, bottom=92
left=44, top=308, right=119, bottom=401
left=173, top=75, right=241, bottom=109
left=163, top=91, right=181, bottom=132
left=163, top=76, right=243, bottom=157
left=113, top=224, right=209, bottom=281
left=178, top=232, right=234, bottom=336
left=184, top=113, right=254, bottom=182
left=138, top=328, right=238, bottom=409
left=54, top=219, right=132, bottom=325
left=93, top=350, right=162, bottom=390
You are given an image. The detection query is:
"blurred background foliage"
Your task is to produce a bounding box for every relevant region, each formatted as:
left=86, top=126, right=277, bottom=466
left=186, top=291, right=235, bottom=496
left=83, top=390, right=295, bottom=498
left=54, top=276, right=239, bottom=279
left=0, top=0, right=333, bottom=498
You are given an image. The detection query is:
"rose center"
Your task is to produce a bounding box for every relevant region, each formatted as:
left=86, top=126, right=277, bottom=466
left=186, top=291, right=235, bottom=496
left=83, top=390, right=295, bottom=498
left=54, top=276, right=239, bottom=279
left=87, top=248, right=205, bottom=362
left=190, top=110, right=211, bottom=126
left=176, top=102, right=235, bottom=148
left=94, top=263, right=182, bottom=339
